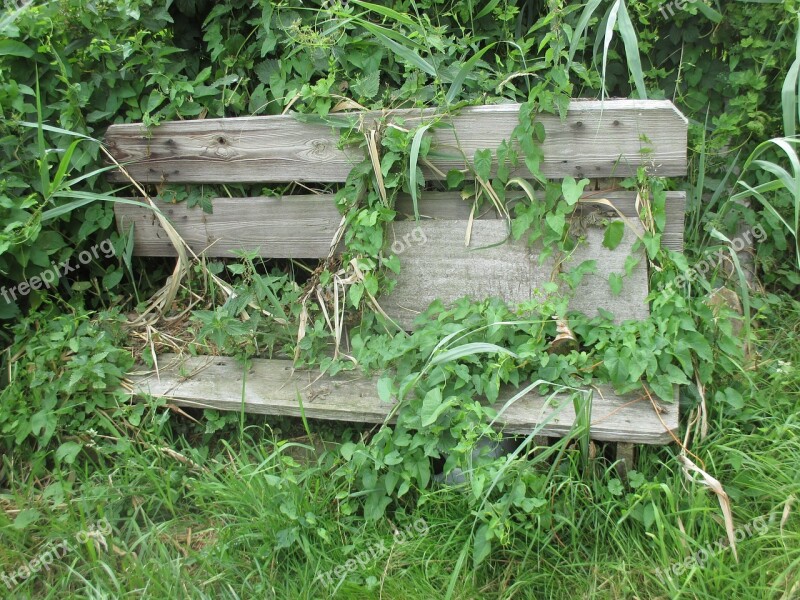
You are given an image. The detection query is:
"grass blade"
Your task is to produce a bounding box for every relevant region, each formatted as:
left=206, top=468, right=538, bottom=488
left=690, top=0, right=723, bottom=23
left=17, top=120, right=99, bottom=141
left=49, top=138, right=83, bottom=197
left=430, top=342, right=518, bottom=366
left=568, top=0, right=604, bottom=65
left=474, top=0, right=502, bottom=20
left=349, top=0, right=418, bottom=27
left=601, top=0, right=622, bottom=100
left=409, top=123, right=432, bottom=220
left=42, top=193, right=166, bottom=222
left=360, top=22, right=437, bottom=76
left=446, top=43, right=496, bottom=104
left=781, top=15, right=800, bottom=137
left=616, top=0, right=647, bottom=99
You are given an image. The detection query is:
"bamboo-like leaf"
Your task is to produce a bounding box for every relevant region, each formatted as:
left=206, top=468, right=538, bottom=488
left=350, top=0, right=418, bottom=27
left=360, top=22, right=437, bottom=76
left=49, top=139, right=83, bottom=198
left=505, top=177, right=538, bottom=204
left=409, top=123, right=432, bottom=221
left=709, top=228, right=752, bottom=339
left=616, top=0, right=647, bottom=99
left=430, top=342, right=518, bottom=366
left=62, top=164, right=121, bottom=188
left=690, top=0, right=722, bottom=23
left=568, top=0, right=604, bottom=65
left=446, top=43, right=496, bottom=104
left=601, top=0, right=622, bottom=100
left=42, top=193, right=166, bottom=222
left=34, top=76, right=49, bottom=198
left=730, top=137, right=800, bottom=267
left=781, top=15, right=800, bottom=138
left=17, top=120, right=99, bottom=141
left=475, top=0, right=502, bottom=20
left=678, top=453, right=739, bottom=562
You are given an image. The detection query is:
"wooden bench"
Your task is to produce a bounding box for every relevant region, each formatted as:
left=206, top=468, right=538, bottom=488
left=107, top=99, right=687, bottom=455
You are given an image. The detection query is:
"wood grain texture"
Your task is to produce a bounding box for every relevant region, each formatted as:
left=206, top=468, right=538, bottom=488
left=126, top=354, right=679, bottom=444
left=114, top=190, right=684, bottom=258
left=565, top=222, right=650, bottom=322
left=105, top=100, right=687, bottom=183
left=114, top=195, right=341, bottom=258
left=395, top=191, right=686, bottom=252
left=380, top=219, right=649, bottom=329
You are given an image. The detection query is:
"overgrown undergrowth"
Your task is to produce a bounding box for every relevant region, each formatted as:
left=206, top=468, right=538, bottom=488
left=2, top=1, right=800, bottom=598
left=0, top=297, right=798, bottom=599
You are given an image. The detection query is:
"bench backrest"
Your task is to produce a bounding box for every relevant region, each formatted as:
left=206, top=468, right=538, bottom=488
left=107, top=99, right=687, bottom=329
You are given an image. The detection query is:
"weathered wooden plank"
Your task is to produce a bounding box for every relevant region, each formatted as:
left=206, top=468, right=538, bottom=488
left=396, top=191, right=685, bottom=252
left=125, top=354, right=679, bottom=445
left=114, top=190, right=684, bottom=258
left=381, top=220, right=537, bottom=328
left=114, top=195, right=340, bottom=259
left=565, top=222, right=651, bottom=322
left=106, top=100, right=687, bottom=183
left=381, top=218, right=649, bottom=329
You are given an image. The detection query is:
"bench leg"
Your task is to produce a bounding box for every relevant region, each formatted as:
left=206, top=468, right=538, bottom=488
left=615, top=442, right=636, bottom=478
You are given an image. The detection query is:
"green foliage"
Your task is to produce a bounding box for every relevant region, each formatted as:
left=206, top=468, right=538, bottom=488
left=0, top=303, right=134, bottom=455
left=0, top=4, right=797, bottom=600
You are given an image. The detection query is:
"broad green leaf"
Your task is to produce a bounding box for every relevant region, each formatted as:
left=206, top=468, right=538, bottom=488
left=642, top=233, right=661, bottom=259
left=103, top=267, right=124, bottom=290
left=473, top=149, right=493, bottom=181
left=352, top=70, right=380, bottom=99
left=609, top=272, right=623, bottom=295
left=545, top=212, right=565, bottom=235
left=384, top=450, right=403, bottom=465
left=340, top=442, right=356, bottom=461
left=446, top=169, right=465, bottom=189
left=55, top=441, right=82, bottom=464
left=13, top=509, right=41, bottom=530
left=0, top=40, right=34, bottom=57
left=716, top=387, right=744, bottom=410
left=607, top=478, right=624, bottom=496
left=377, top=377, right=393, bottom=402
left=561, top=176, right=589, bottom=205
left=421, top=388, right=455, bottom=427
left=603, top=220, right=625, bottom=250
left=473, top=523, right=492, bottom=567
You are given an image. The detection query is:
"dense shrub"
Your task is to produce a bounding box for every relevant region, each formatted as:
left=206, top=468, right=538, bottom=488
left=0, top=1, right=797, bottom=326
